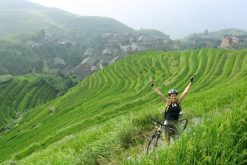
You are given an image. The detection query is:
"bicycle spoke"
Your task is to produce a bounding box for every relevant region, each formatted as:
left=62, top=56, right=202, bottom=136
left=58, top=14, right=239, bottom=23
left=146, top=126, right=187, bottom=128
left=146, top=133, right=160, bottom=155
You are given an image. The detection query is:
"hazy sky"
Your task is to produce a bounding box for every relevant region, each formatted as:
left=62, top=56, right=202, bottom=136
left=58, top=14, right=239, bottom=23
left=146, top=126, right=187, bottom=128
left=28, top=0, right=247, bottom=39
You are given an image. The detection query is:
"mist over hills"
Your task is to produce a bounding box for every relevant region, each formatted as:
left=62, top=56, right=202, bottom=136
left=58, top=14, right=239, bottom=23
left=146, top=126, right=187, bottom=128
left=1, top=0, right=247, bottom=79
left=0, top=0, right=172, bottom=79
left=0, top=0, right=41, bottom=9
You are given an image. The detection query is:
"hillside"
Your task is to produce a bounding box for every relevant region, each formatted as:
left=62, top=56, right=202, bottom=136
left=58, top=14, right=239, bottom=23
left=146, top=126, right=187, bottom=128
left=1, top=1, right=247, bottom=80
left=0, top=0, right=171, bottom=78
left=0, top=0, right=133, bottom=39
left=0, top=73, right=77, bottom=130
left=0, top=48, right=246, bottom=164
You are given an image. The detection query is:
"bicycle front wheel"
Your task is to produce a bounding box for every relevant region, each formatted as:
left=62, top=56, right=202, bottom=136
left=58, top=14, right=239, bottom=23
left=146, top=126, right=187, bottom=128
left=145, top=133, right=160, bottom=155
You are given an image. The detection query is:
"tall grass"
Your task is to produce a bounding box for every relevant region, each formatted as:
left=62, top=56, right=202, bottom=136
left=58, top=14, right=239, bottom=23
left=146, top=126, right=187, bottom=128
left=125, top=102, right=247, bottom=164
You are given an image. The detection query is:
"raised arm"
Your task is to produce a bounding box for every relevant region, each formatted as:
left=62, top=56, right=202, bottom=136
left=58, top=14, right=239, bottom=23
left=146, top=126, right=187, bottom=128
left=179, top=75, right=195, bottom=102
left=149, top=80, right=168, bottom=104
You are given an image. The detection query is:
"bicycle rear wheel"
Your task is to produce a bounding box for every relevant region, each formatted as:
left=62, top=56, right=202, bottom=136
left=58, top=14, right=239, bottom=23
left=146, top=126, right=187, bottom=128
left=177, top=119, right=188, bottom=132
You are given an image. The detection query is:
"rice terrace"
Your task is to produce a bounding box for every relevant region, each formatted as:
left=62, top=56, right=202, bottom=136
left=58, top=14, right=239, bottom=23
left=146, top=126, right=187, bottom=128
left=1, top=0, right=247, bottom=164
left=0, top=48, right=246, bottom=164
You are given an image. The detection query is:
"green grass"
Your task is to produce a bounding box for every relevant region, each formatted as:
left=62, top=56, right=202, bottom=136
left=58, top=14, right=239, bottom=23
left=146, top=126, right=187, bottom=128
left=125, top=102, right=247, bottom=165
left=0, top=48, right=246, bottom=164
left=0, top=74, right=60, bottom=128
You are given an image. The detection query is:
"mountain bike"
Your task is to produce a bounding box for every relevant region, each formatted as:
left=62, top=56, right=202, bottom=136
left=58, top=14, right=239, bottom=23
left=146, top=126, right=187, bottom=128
left=145, top=118, right=188, bottom=155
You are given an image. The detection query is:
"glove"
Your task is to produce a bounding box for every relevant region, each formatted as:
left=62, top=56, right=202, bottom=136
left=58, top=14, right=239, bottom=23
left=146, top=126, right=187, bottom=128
left=190, top=75, right=195, bottom=82
left=149, top=80, right=154, bottom=87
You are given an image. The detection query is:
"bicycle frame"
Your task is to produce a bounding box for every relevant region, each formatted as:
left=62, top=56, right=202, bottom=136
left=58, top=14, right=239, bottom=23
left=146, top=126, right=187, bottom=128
left=146, top=118, right=188, bottom=155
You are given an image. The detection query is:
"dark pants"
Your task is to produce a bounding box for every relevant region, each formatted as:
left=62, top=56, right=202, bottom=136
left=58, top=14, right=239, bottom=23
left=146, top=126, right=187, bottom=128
left=164, top=120, right=178, bottom=143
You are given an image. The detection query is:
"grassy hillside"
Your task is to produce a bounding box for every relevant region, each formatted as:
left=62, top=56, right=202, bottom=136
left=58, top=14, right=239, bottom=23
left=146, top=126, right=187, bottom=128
left=0, top=74, right=71, bottom=130
left=0, top=49, right=247, bottom=164
left=127, top=103, right=247, bottom=165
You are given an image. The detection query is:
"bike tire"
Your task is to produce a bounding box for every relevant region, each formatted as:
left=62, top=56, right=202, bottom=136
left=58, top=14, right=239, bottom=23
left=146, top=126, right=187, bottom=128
left=178, top=119, right=188, bottom=131
left=146, top=133, right=160, bottom=155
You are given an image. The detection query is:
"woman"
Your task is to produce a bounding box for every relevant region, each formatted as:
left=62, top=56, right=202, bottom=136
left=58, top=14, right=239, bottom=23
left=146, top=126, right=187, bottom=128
left=150, top=75, right=195, bottom=143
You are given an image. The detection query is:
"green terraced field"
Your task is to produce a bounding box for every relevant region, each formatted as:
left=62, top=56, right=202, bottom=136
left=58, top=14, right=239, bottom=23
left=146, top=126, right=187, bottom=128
left=0, top=74, right=60, bottom=128
left=0, top=49, right=247, bottom=164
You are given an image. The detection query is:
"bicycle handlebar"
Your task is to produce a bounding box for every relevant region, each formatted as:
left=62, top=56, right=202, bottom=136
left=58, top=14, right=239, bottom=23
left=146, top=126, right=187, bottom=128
left=151, top=119, right=164, bottom=126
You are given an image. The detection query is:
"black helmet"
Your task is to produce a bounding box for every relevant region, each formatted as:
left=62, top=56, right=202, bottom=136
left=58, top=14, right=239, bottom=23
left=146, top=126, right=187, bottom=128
left=168, top=89, right=178, bottom=96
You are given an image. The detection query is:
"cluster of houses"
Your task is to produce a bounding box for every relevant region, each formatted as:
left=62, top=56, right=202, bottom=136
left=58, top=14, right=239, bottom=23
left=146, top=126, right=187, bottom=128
left=26, top=29, right=247, bottom=79
left=73, top=32, right=169, bottom=78
left=219, top=35, right=247, bottom=49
